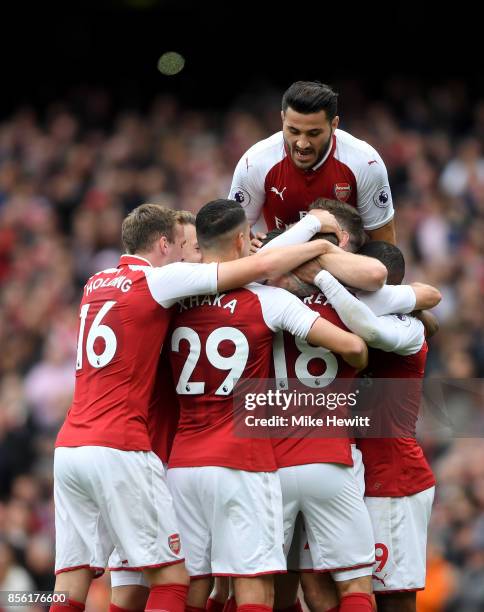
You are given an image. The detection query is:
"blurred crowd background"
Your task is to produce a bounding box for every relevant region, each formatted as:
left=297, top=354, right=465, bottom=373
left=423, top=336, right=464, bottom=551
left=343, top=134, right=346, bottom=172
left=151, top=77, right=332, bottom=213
left=0, top=77, right=483, bottom=611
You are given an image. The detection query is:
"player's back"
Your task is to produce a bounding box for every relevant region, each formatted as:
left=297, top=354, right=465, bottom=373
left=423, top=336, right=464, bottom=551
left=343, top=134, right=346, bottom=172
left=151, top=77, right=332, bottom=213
left=357, top=342, right=435, bottom=497
left=168, top=283, right=319, bottom=472
left=272, top=290, right=357, bottom=467
left=56, top=255, right=175, bottom=451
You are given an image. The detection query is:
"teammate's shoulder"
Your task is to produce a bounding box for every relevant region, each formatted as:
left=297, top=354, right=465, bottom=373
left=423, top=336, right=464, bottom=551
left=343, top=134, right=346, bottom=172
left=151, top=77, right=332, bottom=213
left=335, top=128, right=383, bottom=166
left=243, top=132, right=285, bottom=167
left=245, top=282, right=299, bottom=302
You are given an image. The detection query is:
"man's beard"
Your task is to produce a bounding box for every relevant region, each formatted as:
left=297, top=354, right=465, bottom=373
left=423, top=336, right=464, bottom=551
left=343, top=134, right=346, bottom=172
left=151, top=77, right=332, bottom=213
left=286, top=131, right=333, bottom=169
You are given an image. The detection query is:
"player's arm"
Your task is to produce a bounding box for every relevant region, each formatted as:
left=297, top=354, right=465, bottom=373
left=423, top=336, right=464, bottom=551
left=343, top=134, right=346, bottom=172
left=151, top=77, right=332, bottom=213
left=228, top=151, right=266, bottom=227
left=217, top=239, right=335, bottom=292
left=410, top=282, right=442, bottom=310
left=145, top=240, right=334, bottom=304
left=367, top=218, right=396, bottom=244
left=259, top=212, right=387, bottom=290
left=315, top=270, right=424, bottom=354
left=414, top=310, right=440, bottom=338
left=266, top=286, right=367, bottom=371
left=356, top=282, right=441, bottom=316
left=357, top=153, right=396, bottom=244
left=306, top=318, right=368, bottom=370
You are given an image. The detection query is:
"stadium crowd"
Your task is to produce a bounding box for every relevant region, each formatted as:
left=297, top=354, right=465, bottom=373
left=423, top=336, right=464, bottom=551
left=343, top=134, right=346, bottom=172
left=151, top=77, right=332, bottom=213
left=0, top=79, right=483, bottom=611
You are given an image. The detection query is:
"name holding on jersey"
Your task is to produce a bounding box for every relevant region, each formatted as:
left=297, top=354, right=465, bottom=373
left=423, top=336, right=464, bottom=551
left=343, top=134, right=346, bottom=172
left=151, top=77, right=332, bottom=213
left=85, top=272, right=133, bottom=295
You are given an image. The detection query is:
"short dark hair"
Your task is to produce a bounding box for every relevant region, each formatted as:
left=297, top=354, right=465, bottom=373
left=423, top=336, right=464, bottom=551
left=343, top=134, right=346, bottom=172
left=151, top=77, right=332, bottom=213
left=358, top=241, right=405, bottom=285
left=282, top=81, right=338, bottom=121
left=308, top=199, right=367, bottom=252
left=122, top=203, right=176, bottom=254
left=196, top=199, right=247, bottom=250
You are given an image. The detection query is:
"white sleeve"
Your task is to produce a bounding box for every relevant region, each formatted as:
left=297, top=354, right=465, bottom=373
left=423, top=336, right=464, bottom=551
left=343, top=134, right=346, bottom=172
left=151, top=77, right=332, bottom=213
left=314, top=271, right=424, bottom=355
left=228, top=152, right=267, bottom=227
left=143, top=262, right=218, bottom=307
left=249, top=284, right=319, bottom=339
left=356, top=152, right=395, bottom=231
left=259, top=214, right=320, bottom=250
left=356, top=285, right=416, bottom=316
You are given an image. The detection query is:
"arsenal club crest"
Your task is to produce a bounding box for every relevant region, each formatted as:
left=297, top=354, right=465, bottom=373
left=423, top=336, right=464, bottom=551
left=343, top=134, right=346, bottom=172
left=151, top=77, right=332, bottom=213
left=333, top=183, right=352, bottom=203
left=168, top=533, right=181, bottom=555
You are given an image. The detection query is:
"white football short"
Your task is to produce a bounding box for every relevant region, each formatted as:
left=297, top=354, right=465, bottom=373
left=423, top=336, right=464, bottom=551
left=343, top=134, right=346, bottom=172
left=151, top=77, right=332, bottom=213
left=109, top=461, right=170, bottom=589
left=282, top=446, right=374, bottom=579
left=54, top=446, right=183, bottom=576
left=365, top=486, right=435, bottom=592
left=167, top=466, right=286, bottom=577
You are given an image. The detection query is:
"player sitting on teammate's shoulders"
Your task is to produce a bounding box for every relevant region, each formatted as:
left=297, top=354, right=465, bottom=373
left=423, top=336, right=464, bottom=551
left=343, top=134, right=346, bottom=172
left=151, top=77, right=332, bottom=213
left=230, top=81, right=396, bottom=244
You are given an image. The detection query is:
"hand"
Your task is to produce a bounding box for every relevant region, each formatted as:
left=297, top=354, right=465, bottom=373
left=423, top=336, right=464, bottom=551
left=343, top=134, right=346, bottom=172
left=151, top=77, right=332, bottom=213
left=250, top=232, right=267, bottom=254
left=308, top=209, right=343, bottom=243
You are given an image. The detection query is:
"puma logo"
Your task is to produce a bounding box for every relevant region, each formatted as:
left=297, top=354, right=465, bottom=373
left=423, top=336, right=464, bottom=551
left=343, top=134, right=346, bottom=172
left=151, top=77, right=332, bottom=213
left=270, top=186, right=287, bottom=200
left=368, top=160, right=378, bottom=165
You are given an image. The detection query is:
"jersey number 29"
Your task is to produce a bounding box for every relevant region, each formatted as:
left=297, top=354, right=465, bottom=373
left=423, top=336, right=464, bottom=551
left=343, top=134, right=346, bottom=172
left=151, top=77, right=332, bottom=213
left=171, top=326, right=249, bottom=396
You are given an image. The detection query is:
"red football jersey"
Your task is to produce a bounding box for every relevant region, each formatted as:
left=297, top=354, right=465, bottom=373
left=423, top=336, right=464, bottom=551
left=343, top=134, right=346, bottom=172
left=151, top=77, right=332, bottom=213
left=356, top=343, right=436, bottom=497
left=167, top=283, right=319, bottom=472
left=56, top=255, right=218, bottom=451
left=149, top=348, right=180, bottom=463
left=272, top=291, right=356, bottom=468
left=229, top=129, right=394, bottom=233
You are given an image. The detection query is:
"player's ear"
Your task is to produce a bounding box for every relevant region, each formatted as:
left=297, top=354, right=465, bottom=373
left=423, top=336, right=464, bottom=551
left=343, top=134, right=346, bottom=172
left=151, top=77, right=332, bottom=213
left=339, top=230, right=350, bottom=250
left=235, top=231, right=245, bottom=255
left=158, top=235, right=169, bottom=256
left=281, top=110, right=285, bottom=123
left=332, top=115, right=339, bottom=131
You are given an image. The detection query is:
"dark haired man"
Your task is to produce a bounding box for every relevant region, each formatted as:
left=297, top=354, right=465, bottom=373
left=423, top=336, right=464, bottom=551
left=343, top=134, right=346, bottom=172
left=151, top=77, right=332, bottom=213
left=51, top=202, right=344, bottom=612
left=229, top=81, right=396, bottom=244
left=165, top=199, right=371, bottom=612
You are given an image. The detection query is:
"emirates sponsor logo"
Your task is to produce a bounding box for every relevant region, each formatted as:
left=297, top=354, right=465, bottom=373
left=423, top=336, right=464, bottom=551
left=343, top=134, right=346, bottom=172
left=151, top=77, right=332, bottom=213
left=168, top=533, right=181, bottom=555
left=334, top=183, right=352, bottom=203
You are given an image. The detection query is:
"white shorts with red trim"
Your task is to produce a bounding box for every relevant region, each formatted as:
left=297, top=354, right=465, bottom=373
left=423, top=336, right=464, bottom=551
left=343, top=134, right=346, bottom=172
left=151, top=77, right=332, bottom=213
left=282, top=447, right=374, bottom=578
left=167, top=466, right=285, bottom=577
left=54, top=446, right=183, bottom=576
left=366, top=486, right=435, bottom=592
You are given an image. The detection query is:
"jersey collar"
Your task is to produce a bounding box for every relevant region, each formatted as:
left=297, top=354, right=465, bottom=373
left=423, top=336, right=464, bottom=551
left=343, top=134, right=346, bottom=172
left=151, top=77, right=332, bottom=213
left=311, top=133, right=337, bottom=171
left=118, top=254, right=153, bottom=268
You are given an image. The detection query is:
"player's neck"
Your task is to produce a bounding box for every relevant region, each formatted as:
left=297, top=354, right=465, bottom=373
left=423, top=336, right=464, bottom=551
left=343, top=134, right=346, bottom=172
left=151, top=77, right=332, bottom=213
left=133, top=251, right=171, bottom=267
left=201, top=249, right=239, bottom=264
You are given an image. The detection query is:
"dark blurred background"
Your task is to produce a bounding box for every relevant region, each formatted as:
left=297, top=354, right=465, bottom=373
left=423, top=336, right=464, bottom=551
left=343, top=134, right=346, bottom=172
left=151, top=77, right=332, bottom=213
left=0, top=3, right=483, bottom=611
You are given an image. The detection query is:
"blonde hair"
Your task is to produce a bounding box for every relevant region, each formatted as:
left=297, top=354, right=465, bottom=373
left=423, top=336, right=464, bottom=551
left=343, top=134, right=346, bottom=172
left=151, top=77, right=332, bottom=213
left=175, top=210, right=196, bottom=226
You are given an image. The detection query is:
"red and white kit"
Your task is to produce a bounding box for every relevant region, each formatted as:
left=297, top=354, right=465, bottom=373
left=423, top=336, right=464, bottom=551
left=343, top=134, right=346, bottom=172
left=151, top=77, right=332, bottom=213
left=54, top=254, right=218, bottom=575
left=314, top=270, right=436, bottom=593
left=166, top=283, right=319, bottom=577
left=358, top=347, right=435, bottom=593
left=272, top=291, right=375, bottom=580
left=109, top=347, right=181, bottom=585
left=229, top=129, right=394, bottom=232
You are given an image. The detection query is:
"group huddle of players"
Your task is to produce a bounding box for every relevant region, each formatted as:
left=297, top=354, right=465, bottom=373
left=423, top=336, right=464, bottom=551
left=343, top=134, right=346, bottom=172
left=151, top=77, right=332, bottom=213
left=49, top=82, right=442, bottom=612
